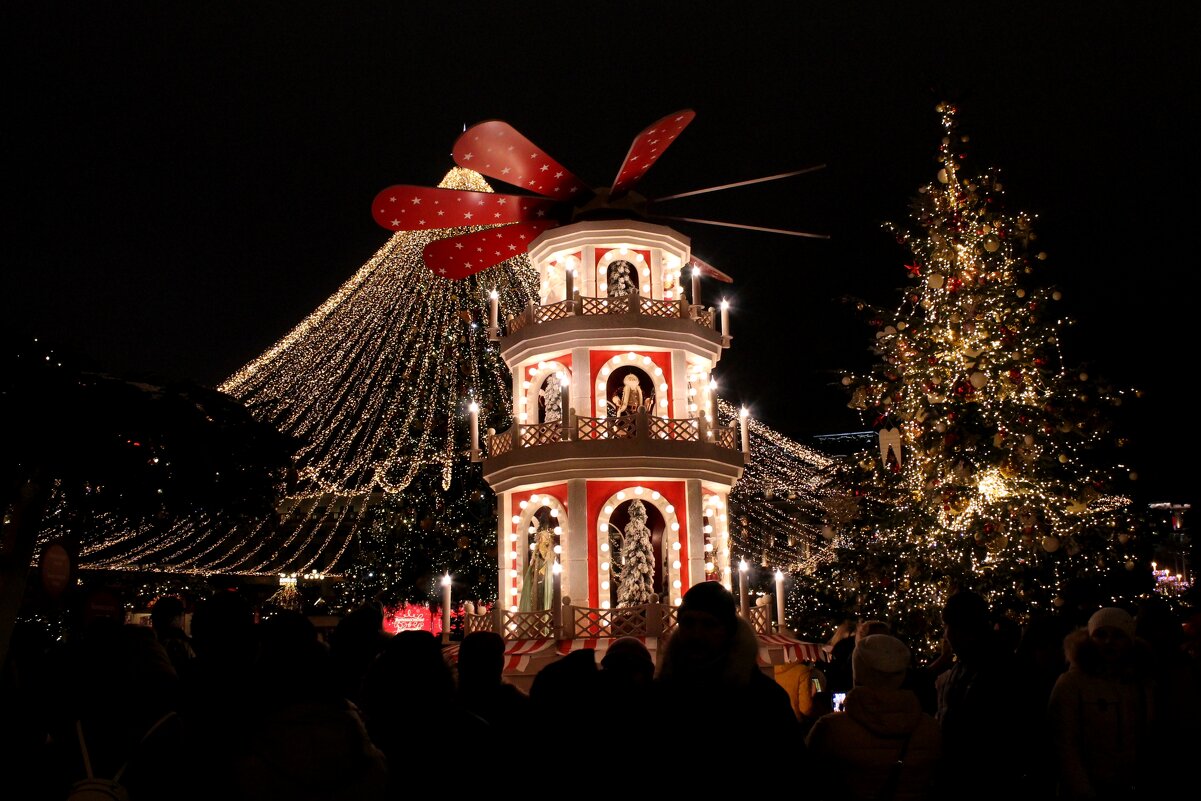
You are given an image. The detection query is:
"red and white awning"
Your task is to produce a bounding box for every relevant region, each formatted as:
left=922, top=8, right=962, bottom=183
left=757, top=634, right=831, bottom=665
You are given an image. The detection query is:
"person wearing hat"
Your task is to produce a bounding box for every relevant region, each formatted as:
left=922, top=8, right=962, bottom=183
left=1047, top=607, right=1151, bottom=800
left=655, top=581, right=800, bottom=766
left=805, top=634, right=941, bottom=800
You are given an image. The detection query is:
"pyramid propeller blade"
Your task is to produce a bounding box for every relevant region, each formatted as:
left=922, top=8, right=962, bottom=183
left=372, top=185, right=560, bottom=231
left=610, top=109, right=695, bottom=199
left=453, top=121, right=591, bottom=200
left=689, top=255, right=734, bottom=284
left=422, top=220, right=559, bottom=280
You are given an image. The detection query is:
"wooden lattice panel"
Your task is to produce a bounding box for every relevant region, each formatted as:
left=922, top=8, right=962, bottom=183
left=639, top=298, right=679, bottom=318
left=507, top=313, right=530, bottom=334
left=463, top=611, right=494, bottom=634
left=660, top=606, right=678, bottom=637
left=649, top=416, right=700, bottom=442
left=579, top=296, right=611, bottom=316
left=502, top=609, right=555, bottom=640
left=570, top=605, right=649, bottom=638
left=520, top=421, right=562, bottom=447
left=747, top=604, right=773, bottom=635
left=695, top=308, right=714, bottom=327
left=537, top=300, right=573, bottom=322
left=714, top=428, right=738, bottom=450
left=487, top=430, right=513, bottom=456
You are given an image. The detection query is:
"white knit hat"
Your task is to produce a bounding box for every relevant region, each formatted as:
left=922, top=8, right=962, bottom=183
left=1087, top=607, right=1135, bottom=637
left=852, top=634, right=911, bottom=689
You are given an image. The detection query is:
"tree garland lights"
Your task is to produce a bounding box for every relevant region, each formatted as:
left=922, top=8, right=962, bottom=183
left=787, top=104, right=1147, bottom=652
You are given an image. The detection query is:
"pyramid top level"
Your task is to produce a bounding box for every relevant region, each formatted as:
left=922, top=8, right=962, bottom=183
left=527, top=220, right=694, bottom=305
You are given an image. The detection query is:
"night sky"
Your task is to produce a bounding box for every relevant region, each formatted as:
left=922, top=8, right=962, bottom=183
left=5, top=3, right=1196, bottom=505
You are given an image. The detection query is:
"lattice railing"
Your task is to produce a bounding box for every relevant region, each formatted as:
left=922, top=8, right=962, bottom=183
left=694, top=308, right=714, bottom=327
left=575, top=415, right=636, bottom=440
left=501, top=609, right=555, bottom=640
left=507, top=312, right=532, bottom=334
left=519, top=421, right=562, bottom=447
left=648, top=416, right=701, bottom=441
left=536, top=300, right=574, bottom=322
left=661, top=605, right=678, bottom=637
left=714, top=427, right=738, bottom=450
left=570, top=605, right=649, bottom=638
left=639, top=297, right=680, bottom=318
left=745, top=602, right=773, bottom=635
left=463, top=610, right=494, bottom=634
left=487, top=430, right=513, bottom=456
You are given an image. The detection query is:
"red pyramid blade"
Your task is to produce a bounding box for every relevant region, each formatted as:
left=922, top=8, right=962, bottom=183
left=452, top=121, right=591, bottom=199
left=689, top=255, right=734, bottom=283
left=371, top=185, right=559, bottom=231
left=422, top=220, right=559, bottom=279
left=610, top=109, right=695, bottom=198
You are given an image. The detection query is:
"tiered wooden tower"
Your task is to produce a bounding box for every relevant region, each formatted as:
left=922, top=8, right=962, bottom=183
left=370, top=110, right=814, bottom=672
left=476, top=218, right=749, bottom=654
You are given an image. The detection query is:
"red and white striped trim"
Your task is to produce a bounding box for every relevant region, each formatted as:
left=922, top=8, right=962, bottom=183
left=556, top=636, right=658, bottom=656
left=757, top=634, right=831, bottom=665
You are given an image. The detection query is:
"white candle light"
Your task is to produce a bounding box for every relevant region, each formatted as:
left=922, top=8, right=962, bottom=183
left=720, top=299, right=730, bottom=339
left=565, top=268, right=574, bottom=302
left=488, top=289, right=499, bottom=331
left=441, top=573, right=452, bottom=644
left=691, top=266, right=701, bottom=307
left=738, top=559, right=750, bottom=618
left=468, top=401, right=480, bottom=459
left=774, top=570, right=786, bottom=633
left=739, top=406, right=751, bottom=454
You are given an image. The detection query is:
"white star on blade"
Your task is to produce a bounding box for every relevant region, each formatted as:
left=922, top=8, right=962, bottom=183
left=554, top=171, right=563, bottom=178
left=390, top=219, right=400, bottom=227
left=462, top=152, right=474, bottom=161
left=497, top=198, right=507, bottom=205
left=464, top=212, right=473, bottom=220
left=411, top=197, right=422, bottom=205
left=493, top=212, right=502, bottom=218
left=389, top=196, right=397, bottom=202
left=501, top=167, right=511, bottom=175
left=540, top=164, right=549, bottom=172
left=418, top=219, right=426, bottom=225
left=464, top=262, right=473, bottom=269
left=438, top=267, right=447, bottom=274
left=455, top=243, right=464, bottom=250
left=507, top=244, right=517, bottom=251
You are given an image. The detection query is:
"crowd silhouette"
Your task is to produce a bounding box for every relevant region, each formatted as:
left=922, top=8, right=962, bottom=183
left=1, top=583, right=1198, bottom=799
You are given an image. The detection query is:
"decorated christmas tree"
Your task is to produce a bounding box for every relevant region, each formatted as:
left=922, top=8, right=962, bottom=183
left=616, top=499, right=656, bottom=606
left=806, top=104, right=1145, bottom=651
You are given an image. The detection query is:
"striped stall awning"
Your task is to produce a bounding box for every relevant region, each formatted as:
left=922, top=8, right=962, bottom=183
left=556, top=636, right=659, bottom=656
left=757, top=634, right=831, bottom=665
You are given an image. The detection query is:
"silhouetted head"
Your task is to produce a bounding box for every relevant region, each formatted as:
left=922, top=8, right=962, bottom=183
left=941, top=590, right=991, bottom=658
left=150, top=595, right=185, bottom=633
left=852, top=634, right=911, bottom=689
left=674, top=581, right=739, bottom=663
left=600, top=636, right=655, bottom=686
left=457, top=631, right=506, bottom=687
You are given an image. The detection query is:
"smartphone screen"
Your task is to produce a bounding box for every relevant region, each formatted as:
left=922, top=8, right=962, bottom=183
left=832, top=692, right=847, bottom=711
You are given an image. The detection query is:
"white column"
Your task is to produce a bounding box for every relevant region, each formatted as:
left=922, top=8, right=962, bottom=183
left=571, top=347, right=590, bottom=419
left=671, top=353, right=688, bottom=419
left=565, top=478, right=589, bottom=607
left=497, top=493, right=512, bottom=620
left=684, top=479, right=706, bottom=594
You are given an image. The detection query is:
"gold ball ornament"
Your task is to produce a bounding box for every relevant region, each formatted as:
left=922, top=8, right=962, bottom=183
left=1058, top=454, right=1069, bottom=463
left=1052, top=291, right=1063, bottom=301
left=1128, top=471, right=1138, bottom=481
left=1042, top=536, right=1061, bottom=553
left=1037, top=252, right=1048, bottom=260
left=983, top=235, right=1001, bottom=253
left=937, top=168, right=950, bottom=184
left=1052, top=596, right=1065, bottom=607
left=1125, top=560, right=1136, bottom=571
left=1118, top=533, right=1130, bottom=545
left=969, top=372, right=988, bottom=389
left=1078, top=372, right=1089, bottom=382
left=841, top=375, right=853, bottom=386
left=1023, top=434, right=1034, bottom=445
left=1015, top=289, right=1026, bottom=299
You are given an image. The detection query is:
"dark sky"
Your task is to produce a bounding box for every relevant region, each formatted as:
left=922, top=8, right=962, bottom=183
left=4, top=3, right=1196, bottom=505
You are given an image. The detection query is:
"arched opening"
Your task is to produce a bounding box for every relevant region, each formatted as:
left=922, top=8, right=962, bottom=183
left=605, top=365, right=654, bottom=418
left=606, top=498, right=667, bottom=607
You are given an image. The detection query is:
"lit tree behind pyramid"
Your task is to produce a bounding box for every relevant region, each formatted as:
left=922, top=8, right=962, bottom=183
left=796, top=104, right=1146, bottom=652
left=215, top=168, right=536, bottom=602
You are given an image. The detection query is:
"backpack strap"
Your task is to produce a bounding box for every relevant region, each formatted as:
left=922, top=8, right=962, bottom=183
left=112, top=712, right=177, bottom=783
left=75, top=720, right=96, bottom=780
left=877, top=729, right=916, bottom=801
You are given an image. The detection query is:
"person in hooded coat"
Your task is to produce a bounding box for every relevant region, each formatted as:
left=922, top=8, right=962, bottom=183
left=1047, top=607, right=1152, bottom=801
left=805, top=634, right=942, bottom=801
